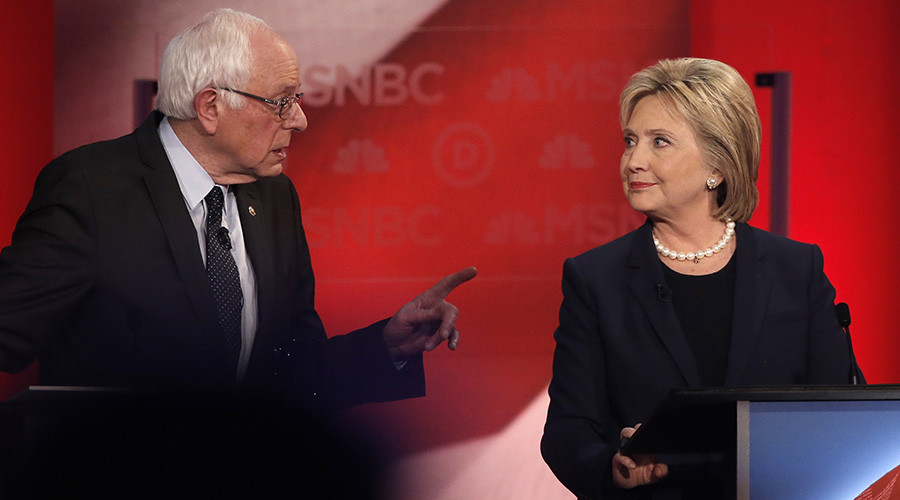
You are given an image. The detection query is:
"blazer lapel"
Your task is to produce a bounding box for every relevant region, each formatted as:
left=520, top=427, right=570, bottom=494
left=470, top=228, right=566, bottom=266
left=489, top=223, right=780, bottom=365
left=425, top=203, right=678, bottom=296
left=137, top=112, right=219, bottom=331
left=234, top=182, right=276, bottom=367
left=724, top=224, right=771, bottom=385
left=627, top=222, right=703, bottom=387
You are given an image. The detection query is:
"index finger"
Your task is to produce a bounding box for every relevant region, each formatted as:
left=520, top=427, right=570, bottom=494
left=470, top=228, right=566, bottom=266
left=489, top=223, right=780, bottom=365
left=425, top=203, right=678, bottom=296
left=425, top=266, right=477, bottom=300
left=620, top=424, right=641, bottom=439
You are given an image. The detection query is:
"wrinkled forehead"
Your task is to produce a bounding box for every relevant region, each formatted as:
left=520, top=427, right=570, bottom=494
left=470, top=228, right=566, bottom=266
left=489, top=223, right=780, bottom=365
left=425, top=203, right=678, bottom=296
left=247, top=29, right=301, bottom=91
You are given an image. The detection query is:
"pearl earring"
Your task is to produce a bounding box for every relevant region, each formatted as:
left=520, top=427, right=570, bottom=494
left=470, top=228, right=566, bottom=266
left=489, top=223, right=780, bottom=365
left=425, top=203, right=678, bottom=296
left=706, top=177, right=718, bottom=190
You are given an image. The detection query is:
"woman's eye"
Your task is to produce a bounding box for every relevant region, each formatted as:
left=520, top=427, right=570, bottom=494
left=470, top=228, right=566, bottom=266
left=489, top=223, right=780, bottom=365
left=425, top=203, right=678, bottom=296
left=623, top=136, right=635, bottom=147
left=654, top=137, right=670, bottom=147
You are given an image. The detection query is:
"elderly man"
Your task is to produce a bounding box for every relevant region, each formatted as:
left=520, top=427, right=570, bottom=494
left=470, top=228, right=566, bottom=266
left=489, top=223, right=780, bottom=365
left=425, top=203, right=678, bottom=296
left=0, top=8, right=475, bottom=409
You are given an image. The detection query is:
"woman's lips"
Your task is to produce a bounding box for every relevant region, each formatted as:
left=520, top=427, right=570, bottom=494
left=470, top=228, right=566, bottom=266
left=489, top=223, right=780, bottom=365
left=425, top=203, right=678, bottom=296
left=629, top=182, right=655, bottom=190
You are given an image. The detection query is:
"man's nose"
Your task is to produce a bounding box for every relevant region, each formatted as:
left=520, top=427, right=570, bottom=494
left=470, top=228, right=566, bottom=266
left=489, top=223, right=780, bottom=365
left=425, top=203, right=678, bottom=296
left=284, top=105, right=307, bottom=132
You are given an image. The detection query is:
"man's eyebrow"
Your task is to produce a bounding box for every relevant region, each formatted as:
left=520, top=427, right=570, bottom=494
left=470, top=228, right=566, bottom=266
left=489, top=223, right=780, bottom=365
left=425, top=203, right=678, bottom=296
left=281, top=84, right=302, bottom=95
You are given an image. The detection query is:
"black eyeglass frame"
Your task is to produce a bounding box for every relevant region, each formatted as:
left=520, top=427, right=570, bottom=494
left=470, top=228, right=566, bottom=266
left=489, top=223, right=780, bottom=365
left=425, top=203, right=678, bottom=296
left=217, top=87, right=303, bottom=119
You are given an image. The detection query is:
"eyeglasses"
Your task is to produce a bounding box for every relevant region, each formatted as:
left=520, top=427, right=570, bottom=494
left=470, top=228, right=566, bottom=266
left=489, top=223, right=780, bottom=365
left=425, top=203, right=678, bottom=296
left=218, top=87, right=303, bottom=120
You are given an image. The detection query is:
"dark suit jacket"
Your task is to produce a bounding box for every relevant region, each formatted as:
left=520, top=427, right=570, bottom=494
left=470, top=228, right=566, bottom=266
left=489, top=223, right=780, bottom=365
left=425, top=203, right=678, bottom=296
left=0, top=112, right=423, bottom=409
left=541, top=220, right=857, bottom=499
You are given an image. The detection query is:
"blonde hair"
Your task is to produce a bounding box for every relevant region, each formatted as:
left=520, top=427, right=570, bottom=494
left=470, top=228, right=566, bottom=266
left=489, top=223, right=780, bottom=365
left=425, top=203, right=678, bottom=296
left=619, top=58, right=762, bottom=222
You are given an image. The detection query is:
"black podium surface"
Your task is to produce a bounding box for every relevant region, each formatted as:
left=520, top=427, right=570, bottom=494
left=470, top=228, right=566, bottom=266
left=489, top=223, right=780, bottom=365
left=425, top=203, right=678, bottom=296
left=620, top=384, right=900, bottom=499
left=0, top=386, right=385, bottom=499
left=621, top=384, right=900, bottom=456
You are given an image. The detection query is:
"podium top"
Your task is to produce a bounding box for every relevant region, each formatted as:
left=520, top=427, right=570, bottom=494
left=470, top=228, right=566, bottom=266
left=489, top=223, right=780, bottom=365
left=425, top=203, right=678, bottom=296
left=621, top=384, right=900, bottom=456
left=658, top=384, right=900, bottom=404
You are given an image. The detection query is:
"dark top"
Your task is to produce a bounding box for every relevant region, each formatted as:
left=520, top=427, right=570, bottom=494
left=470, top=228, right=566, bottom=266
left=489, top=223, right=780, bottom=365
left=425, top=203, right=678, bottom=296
left=662, top=254, right=737, bottom=387
left=0, top=111, right=424, bottom=410
left=541, top=220, right=859, bottom=499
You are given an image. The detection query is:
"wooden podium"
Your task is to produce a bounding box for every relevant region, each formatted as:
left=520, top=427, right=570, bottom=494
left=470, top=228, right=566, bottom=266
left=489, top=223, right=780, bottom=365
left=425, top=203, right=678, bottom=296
left=621, top=384, right=900, bottom=499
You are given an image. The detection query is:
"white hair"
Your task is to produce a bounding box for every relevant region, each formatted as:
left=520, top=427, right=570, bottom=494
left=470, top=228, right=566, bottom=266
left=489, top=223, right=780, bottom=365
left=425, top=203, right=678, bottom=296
left=156, top=8, right=270, bottom=119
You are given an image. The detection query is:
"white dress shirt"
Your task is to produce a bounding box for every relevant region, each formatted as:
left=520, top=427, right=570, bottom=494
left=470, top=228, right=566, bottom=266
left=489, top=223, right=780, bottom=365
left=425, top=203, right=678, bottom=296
left=158, top=117, right=258, bottom=382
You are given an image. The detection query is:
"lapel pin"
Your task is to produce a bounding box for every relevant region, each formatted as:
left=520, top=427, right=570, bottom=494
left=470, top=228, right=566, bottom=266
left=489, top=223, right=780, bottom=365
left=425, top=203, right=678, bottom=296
left=248, top=206, right=256, bottom=217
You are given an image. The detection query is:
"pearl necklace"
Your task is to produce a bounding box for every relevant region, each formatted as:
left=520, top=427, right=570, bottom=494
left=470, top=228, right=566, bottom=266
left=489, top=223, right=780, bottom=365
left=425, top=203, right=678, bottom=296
left=653, top=219, right=735, bottom=264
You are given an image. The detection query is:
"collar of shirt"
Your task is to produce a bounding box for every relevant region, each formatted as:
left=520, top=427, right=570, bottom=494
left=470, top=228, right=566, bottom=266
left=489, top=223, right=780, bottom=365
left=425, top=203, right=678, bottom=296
left=158, top=117, right=220, bottom=212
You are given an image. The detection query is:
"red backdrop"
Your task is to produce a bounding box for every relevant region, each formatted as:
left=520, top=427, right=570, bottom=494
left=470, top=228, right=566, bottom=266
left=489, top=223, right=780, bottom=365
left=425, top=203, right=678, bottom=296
left=0, top=0, right=52, bottom=398
left=295, top=0, right=688, bottom=453
left=690, top=0, right=900, bottom=385
left=0, top=0, right=897, bottom=460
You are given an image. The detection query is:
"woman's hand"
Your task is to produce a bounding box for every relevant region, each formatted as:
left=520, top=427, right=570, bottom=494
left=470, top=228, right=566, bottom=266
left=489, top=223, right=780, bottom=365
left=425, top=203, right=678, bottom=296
left=612, top=424, right=669, bottom=489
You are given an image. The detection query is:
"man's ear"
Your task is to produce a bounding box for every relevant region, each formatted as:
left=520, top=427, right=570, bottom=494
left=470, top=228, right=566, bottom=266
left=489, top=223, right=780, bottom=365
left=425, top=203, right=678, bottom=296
left=194, top=88, right=220, bottom=135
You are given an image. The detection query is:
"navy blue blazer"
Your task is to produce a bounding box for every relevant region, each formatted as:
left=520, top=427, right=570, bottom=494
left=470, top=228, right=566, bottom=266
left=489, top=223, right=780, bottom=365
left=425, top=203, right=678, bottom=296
left=541, top=221, right=857, bottom=498
left=0, top=112, right=423, bottom=408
